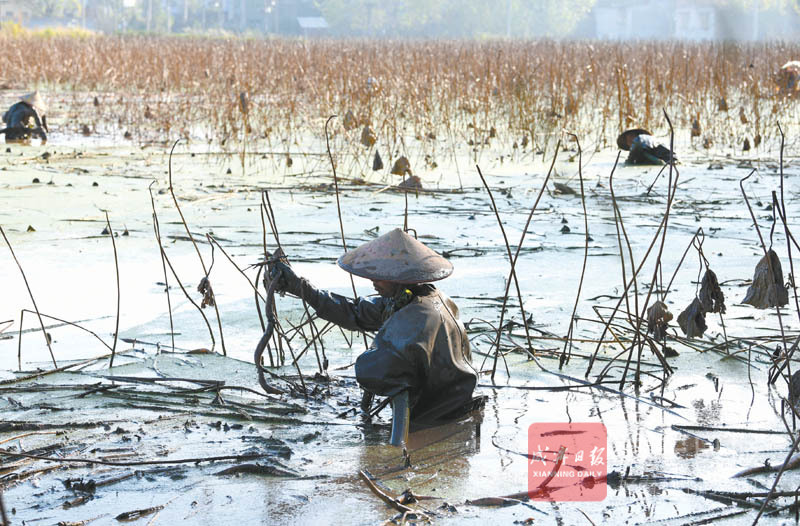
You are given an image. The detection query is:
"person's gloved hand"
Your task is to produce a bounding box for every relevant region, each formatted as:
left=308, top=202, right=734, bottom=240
left=269, top=259, right=300, bottom=294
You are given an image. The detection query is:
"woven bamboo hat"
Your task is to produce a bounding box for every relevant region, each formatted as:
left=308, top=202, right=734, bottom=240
left=337, top=228, right=453, bottom=284
left=617, top=128, right=651, bottom=151
left=20, top=91, right=47, bottom=113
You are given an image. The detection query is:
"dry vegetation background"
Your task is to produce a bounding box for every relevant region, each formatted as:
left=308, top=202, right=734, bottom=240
left=0, top=34, right=798, bottom=158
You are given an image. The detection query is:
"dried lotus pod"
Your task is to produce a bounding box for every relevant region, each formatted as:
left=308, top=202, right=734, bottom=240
left=742, top=249, right=788, bottom=309
left=390, top=156, right=412, bottom=176
left=699, top=269, right=725, bottom=314
left=342, top=110, right=358, bottom=131
left=372, top=150, right=384, bottom=171
left=677, top=297, right=707, bottom=338
left=360, top=126, right=376, bottom=147
left=646, top=301, right=673, bottom=340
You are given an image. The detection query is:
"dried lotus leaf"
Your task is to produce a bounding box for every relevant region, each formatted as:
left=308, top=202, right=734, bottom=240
left=677, top=297, right=707, bottom=338
left=197, top=276, right=215, bottom=308
left=360, top=126, right=376, bottom=147
left=742, top=249, right=788, bottom=309
left=372, top=150, right=384, bottom=171
left=391, top=156, right=412, bottom=176
left=647, top=300, right=673, bottom=340
left=699, top=269, right=726, bottom=314
left=553, top=182, right=576, bottom=195
left=791, top=370, right=800, bottom=406
left=398, top=176, right=422, bottom=190
left=342, top=110, right=358, bottom=131
left=691, top=118, right=702, bottom=137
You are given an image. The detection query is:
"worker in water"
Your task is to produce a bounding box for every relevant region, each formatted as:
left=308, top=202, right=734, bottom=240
left=617, top=128, right=676, bottom=165
left=777, top=61, right=800, bottom=97
left=2, top=91, right=48, bottom=143
left=269, top=228, right=478, bottom=426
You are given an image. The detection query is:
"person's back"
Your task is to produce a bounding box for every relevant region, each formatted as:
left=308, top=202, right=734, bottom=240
left=2, top=92, right=48, bottom=143
left=630, top=134, right=673, bottom=165
left=355, top=284, right=477, bottom=424
left=618, top=128, right=675, bottom=165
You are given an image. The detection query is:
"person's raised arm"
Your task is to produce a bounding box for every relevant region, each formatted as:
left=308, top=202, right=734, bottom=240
left=272, top=261, right=388, bottom=332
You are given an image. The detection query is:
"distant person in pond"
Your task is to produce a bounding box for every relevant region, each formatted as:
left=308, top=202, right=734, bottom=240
left=617, top=128, right=675, bottom=165
left=1, top=91, right=48, bottom=144
left=777, top=61, right=800, bottom=97
left=269, top=228, right=480, bottom=426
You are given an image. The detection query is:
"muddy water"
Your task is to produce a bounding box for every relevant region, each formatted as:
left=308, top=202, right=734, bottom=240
left=2, top=129, right=800, bottom=524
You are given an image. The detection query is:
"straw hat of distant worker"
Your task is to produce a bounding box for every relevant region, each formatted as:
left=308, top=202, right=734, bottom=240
left=616, top=128, right=651, bottom=151
left=20, top=91, right=47, bottom=113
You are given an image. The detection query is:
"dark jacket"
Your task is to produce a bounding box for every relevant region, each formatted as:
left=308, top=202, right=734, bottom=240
left=286, top=279, right=477, bottom=423
left=2, top=102, right=47, bottom=142
left=627, top=134, right=674, bottom=165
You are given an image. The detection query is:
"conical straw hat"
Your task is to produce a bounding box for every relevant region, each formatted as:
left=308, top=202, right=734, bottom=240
left=616, top=128, right=651, bottom=151
left=20, top=91, right=47, bottom=113
left=337, top=228, right=453, bottom=284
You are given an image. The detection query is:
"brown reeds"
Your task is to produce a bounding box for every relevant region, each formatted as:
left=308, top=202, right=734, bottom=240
left=0, top=36, right=795, bottom=155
